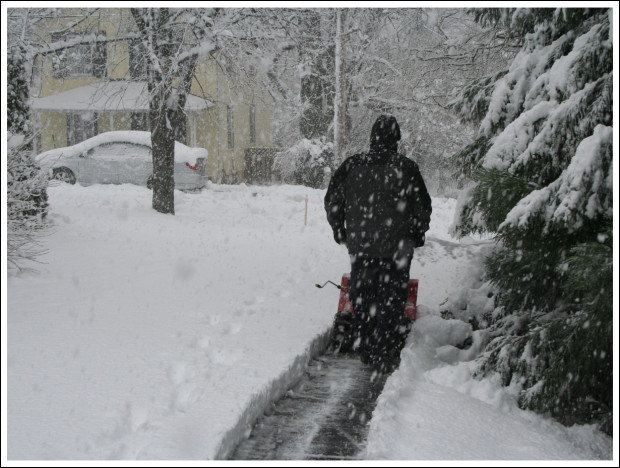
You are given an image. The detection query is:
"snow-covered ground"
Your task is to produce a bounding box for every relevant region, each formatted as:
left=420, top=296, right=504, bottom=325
left=4, top=181, right=615, bottom=462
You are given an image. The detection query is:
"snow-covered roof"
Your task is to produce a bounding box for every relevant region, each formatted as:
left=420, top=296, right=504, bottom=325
left=32, top=81, right=214, bottom=112
left=35, top=130, right=208, bottom=166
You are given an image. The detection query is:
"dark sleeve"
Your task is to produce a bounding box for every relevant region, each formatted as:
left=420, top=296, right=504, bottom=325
left=413, top=166, right=432, bottom=234
left=407, top=161, right=431, bottom=247
left=324, top=161, right=348, bottom=245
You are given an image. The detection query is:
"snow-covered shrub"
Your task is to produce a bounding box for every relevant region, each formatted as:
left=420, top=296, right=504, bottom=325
left=450, top=8, right=613, bottom=434
left=7, top=44, right=50, bottom=271
left=7, top=134, right=50, bottom=271
left=273, top=138, right=334, bottom=189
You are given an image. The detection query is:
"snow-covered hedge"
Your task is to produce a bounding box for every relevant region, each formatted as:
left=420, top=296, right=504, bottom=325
left=273, top=138, right=334, bottom=189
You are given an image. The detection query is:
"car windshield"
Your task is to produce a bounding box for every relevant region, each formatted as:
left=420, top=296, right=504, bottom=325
left=88, top=143, right=151, bottom=161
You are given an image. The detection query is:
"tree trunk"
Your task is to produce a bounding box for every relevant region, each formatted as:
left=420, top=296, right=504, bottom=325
left=132, top=8, right=177, bottom=215
left=150, top=81, right=175, bottom=215
left=299, top=10, right=334, bottom=140
left=334, top=9, right=348, bottom=163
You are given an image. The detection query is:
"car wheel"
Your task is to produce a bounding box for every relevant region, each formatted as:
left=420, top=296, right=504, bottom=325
left=52, top=167, right=76, bottom=184
left=146, top=174, right=154, bottom=189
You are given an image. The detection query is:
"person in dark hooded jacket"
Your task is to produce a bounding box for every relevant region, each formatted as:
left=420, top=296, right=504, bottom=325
left=324, top=114, right=432, bottom=373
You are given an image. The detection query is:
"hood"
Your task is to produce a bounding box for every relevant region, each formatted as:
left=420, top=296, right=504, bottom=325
left=370, top=114, right=401, bottom=153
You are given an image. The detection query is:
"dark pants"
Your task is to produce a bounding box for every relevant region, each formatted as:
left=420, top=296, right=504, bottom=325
left=348, top=254, right=412, bottom=372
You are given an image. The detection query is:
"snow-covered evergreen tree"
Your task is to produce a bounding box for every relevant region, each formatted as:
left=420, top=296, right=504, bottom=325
left=450, top=8, right=613, bottom=434
left=7, top=44, right=49, bottom=271
left=8, top=45, right=31, bottom=135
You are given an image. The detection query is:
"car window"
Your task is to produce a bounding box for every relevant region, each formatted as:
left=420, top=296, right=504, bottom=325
left=88, top=143, right=152, bottom=161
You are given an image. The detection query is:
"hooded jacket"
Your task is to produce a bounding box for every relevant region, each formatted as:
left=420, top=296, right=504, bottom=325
left=324, top=115, right=432, bottom=259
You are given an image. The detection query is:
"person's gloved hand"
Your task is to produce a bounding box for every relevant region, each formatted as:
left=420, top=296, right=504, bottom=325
left=333, top=228, right=347, bottom=245
left=413, top=232, right=425, bottom=248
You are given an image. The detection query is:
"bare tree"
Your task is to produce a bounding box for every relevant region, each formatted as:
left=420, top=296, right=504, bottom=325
left=130, top=9, right=194, bottom=214
left=341, top=8, right=514, bottom=193
left=265, top=8, right=513, bottom=194
left=128, top=7, right=297, bottom=212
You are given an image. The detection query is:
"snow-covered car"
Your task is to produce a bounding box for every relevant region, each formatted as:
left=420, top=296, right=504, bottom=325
left=34, top=131, right=208, bottom=191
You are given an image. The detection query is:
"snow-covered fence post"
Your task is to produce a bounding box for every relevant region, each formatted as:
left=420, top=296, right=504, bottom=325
left=304, top=195, right=309, bottom=226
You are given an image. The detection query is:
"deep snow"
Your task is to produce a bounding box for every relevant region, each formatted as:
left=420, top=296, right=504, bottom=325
left=4, top=181, right=616, bottom=462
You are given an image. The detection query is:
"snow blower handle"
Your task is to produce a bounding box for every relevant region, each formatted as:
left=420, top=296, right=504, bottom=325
left=315, top=280, right=342, bottom=290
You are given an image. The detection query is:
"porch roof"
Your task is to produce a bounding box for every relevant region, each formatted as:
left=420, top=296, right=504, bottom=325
left=32, top=81, right=214, bottom=112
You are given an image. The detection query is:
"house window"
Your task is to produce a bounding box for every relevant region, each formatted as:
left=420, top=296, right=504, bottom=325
left=131, top=112, right=149, bottom=131
left=249, top=105, right=256, bottom=145
left=52, top=32, right=107, bottom=78
left=227, top=105, right=234, bottom=149
left=67, top=112, right=98, bottom=146
left=129, top=40, right=148, bottom=80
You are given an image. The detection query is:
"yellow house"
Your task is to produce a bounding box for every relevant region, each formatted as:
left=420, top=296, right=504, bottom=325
left=31, top=8, right=275, bottom=184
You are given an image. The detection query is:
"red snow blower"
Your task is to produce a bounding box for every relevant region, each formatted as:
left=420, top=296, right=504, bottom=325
left=316, top=273, right=419, bottom=352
